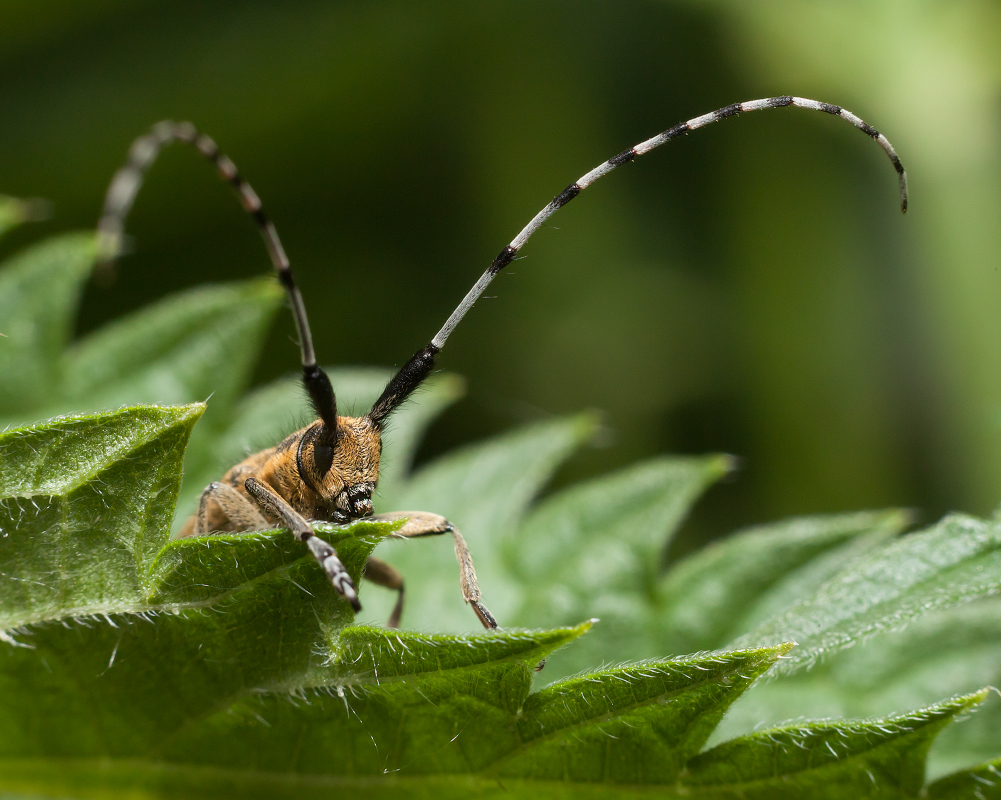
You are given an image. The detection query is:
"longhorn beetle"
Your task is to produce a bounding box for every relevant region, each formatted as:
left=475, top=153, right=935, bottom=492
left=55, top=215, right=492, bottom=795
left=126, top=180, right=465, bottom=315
left=96, top=96, right=907, bottom=630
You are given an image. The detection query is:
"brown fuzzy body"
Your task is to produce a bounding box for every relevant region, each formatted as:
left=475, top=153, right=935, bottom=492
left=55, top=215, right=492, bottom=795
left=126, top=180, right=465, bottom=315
left=178, top=415, right=382, bottom=537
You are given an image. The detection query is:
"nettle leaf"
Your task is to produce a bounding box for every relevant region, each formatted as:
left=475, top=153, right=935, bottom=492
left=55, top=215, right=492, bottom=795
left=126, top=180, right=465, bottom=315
left=927, top=755, right=1001, bottom=799
left=709, top=515, right=1001, bottom=781
left=498, top=646, right=788, bottom=784
left=0, top=194, right=43, bottom=239
left=0, top=409, right=530, bottom=769
left=710, top=597, right=1001, bottom=778
left=508, top=454, right=733, bottom=679
left=0, top=404, right=204, bottom=626
left=733, top=513, right=1001, bottom=674
left=685, top=691, right=987, bottom=800
left=512, top=455, right=734, bottom=605
left=390, top=414, right=598, bottom=540
left=67, top=280, right=283, bottom=512
left=658, top=510, right=910, bottom=655
left=0, top=230, right=283, bottom=450
left=0, top=233, right=96, bottom=416
left=733, top=519, right=907, bottom=633
left=0, top=402, right=383, bottom=708
left=61, top=279, right=282, bottom=415
left=0, top=233, right=314, bottom=532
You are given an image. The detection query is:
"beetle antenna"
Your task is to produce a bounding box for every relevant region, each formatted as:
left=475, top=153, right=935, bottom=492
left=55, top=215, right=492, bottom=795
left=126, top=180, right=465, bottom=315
left=97, top=121, right=338, bottom=433
left=369, top=96, right=907, bottom=426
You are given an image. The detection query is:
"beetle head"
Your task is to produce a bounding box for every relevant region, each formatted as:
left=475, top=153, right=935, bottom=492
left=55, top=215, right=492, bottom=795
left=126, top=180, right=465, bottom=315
left=297, top=418, right=381, bottom=522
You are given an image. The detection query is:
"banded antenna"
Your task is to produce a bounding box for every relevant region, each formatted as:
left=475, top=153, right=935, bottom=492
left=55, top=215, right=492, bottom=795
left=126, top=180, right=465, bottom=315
left=368, top=96, right=907, bottom=425
left=96, top=121, right=338, bottom=436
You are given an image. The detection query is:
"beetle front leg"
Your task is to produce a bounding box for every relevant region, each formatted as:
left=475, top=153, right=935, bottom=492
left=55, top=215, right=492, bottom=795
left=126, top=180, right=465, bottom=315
left=244, top=477, right=361, bottom=611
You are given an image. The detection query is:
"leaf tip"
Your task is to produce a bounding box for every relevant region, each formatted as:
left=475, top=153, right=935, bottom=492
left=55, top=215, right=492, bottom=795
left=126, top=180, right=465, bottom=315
left=0, top=194, right=52, bottom=224
left=964, top=686, right=991, bottom=709
left=710, top=452, right=740, bottom=478
left=175, top=401, right=208, bottom=420
left=520, top=620, right=596, bottom=664
left=880, top=506, right=915, bottom=532
left=726, top=641, right=797, bottom=673
left=250, top=276, right=287, bottom=305
left=897, top=688, right=991, bottom=730
left=317, top=515, right=407, bottom=544
left=571, top=409, right=603, bottom=442
left=151, top=401, right=207, bottom=434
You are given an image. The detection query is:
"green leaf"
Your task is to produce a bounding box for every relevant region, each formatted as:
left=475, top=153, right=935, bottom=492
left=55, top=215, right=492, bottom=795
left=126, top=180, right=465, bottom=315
left=0, top=405, right=466, bottom=758
left=0, top=403, right=203, bottom=626
left=0, top=233, right=96, bottom=416
left=709, top=598, right=1001, bottom=777
left=392, top=414, right=598, bottom=541
left=509, top=455, right=732, bottom=679
left=497, top=645, right=788, bottom=784
left=0, top=632, right=786, bottom=798
left=0, top=407, right=792, bottom=796
left=0, top=637, right=973, bottom=799
left=513, top=455, right=733, bottom=601
left=60, top=281, right=284, bottom=526
left=685, top=691, right=988, bottom=800
left=0, top=233, right=287, bottom=483
left=0, top=408, right=814, bottom=799
left=0, top=195, right=44, bottom=239
left=158, top=624, right=594, bottom=774
left=734, top=516, right=909, bottom=633
left=61, top=279, right=282, bottom=414
left=0, top=232, right=293, bottom=488
left=732, top=514, right=1001, bottom=674
left=657, top=510, right=908, bottom=655
left=927, top=755, right=1001, bottom=799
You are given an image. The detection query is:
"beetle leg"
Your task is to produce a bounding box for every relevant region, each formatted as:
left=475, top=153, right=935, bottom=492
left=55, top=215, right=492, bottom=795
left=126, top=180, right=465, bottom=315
left=244, top=477, right=360, bottom=611
left=363, top=557, right=405, bottom=628
left=370, top=511, right=497, bottom=629
left=193, top=481, right=269, bottom=535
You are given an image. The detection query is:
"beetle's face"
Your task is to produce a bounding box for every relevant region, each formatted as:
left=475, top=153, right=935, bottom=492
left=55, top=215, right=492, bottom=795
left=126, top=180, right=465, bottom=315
left=327, top=481, right=376, bottom=522
left=300, top=417, right=381, bottom=522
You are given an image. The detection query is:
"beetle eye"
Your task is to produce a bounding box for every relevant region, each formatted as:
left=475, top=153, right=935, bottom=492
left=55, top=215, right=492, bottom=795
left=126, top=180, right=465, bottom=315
left=312, top=441, right=334, bottom=476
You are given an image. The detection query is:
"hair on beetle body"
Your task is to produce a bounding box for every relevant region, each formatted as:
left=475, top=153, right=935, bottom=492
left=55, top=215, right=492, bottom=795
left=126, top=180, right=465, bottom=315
left=97, top=98, right=906, bottom=630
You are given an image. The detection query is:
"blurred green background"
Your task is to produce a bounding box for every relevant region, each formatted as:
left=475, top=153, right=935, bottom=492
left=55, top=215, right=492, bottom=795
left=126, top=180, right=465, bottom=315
left=2, top=0, right=1000, bottom=550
